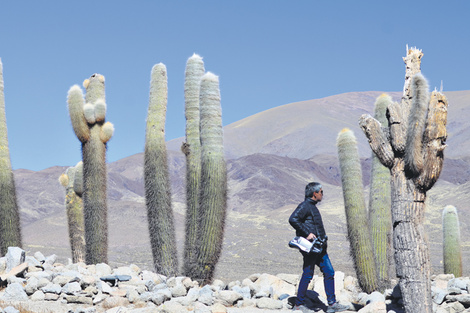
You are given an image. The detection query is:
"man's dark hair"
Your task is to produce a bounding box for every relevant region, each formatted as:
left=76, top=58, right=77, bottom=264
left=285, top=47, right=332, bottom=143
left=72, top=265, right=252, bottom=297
left=305, top=182, right=322, bottom=198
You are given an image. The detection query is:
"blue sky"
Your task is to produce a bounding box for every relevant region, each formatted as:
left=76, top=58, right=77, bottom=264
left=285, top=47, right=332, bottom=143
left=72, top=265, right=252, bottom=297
left=1, top=1, right=469, bottom=171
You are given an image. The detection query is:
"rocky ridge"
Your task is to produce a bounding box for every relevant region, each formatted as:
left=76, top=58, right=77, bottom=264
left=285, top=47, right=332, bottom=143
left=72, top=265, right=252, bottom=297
left=0, top=247, right=470, bottom=313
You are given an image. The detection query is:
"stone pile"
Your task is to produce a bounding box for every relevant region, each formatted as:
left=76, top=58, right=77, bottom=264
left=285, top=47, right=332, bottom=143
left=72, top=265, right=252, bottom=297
left=0, top=247, right=469, bottom=313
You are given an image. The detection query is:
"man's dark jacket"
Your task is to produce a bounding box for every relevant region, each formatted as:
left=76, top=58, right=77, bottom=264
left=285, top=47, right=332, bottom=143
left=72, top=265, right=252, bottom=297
left=289, top=198, right=326, bottom=239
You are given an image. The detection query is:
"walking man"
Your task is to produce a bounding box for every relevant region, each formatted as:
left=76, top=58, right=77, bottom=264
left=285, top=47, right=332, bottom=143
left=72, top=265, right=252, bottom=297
left=289, top=182, right=349, bottom=313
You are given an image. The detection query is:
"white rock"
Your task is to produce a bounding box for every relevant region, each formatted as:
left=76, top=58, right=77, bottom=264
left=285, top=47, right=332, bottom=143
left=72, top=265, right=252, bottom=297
left=30, top=290, right=45, bottom=301
left=1, top=282, right=28, bottom=301
left=3, top=306, right=20, bottom=313
left=210, top=302, right=227, bottom=313
left=212, top=279, right=226, bottom=291
left=170, top=282, right=187, bottom=297
left=276, top=273, right=299, bottom=285
left=358, top=301, right=386, bottom=313
left=199, top=285, right=214, bottom=306
left=97, top=280, right=114, bottom=294
left=41, top=282, right=62, bottom=294
left=34, top=251, right=46, bottom=263
left=96, top=263, right=112, bottom=277
left=256, top=297, right=284, bottom=309
left=25, top=276, right=39, bottom=295
left=215, top=290, right=243, bottom=306
left=366, top=291, right=385, bottom=304
left=44, top=254, right=57, bottom=265
left=5, top=247, right=25, bottom=273
left=62, top=281, right=82, bottom=295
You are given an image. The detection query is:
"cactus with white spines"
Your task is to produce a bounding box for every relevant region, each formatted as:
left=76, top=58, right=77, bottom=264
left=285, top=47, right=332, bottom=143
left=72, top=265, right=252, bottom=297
left=368, top=94, right=393, bottom=290
left=144, top=63, right=178, bottom=276
left=337, top=128, right=378, bottom=293
left=442, top=205, right=462, bottom=277
left=59, top=161, right=85, bottom=263
left=0, top=58, right=22, bottom=254
left=67, top=73, right=114, bottom=264
left=193, top=72, right=227, bottom=284
left=182, top=54, right=205, bottom=277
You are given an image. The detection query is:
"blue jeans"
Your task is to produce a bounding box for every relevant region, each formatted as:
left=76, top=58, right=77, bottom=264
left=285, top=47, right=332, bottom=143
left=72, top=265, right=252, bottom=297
left=295, top=251, right=336, bottom=306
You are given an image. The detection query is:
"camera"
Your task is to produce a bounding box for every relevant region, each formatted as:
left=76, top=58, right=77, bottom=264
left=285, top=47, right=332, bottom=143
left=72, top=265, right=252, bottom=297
left=310, top=235, right=328, bottom=254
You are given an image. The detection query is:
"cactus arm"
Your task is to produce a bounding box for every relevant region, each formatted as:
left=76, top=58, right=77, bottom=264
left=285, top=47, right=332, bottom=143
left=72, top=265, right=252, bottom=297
left=404, top=73, right=430, bottom=175
left=94, top=99, right=106, bottom=122
left=368, top=94, right=393, bottom=291
left=100, top=121, right=114, bottom=143
left=387, top=101, right=406, bottom=152
left=337, top=128, right=378, bottom=293
left=416, top=91, right=448, bottom=190
left=67, top=85, right=90, bottom=143
left=359, top=114, right=394, bottom=168
left=73, top=161, right=84, bottom=197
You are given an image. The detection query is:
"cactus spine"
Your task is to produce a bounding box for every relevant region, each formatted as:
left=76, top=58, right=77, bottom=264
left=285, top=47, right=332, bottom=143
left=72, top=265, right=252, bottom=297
left=368, top=94, right=392, bottom=290
left=194, top=72, right=227, bottom=284
left=0, top=58, right=22, bottom=254
left=144, top=63, right=178, bottom=277
left=442, top=205, right=462, bottom=277
left=337, top=128, right=378, bottom=293
left=182, top=54, right=205, bottom=277
left=67, top=73, right=114, bottom=264
left=59, top=161, right=86, bottom=263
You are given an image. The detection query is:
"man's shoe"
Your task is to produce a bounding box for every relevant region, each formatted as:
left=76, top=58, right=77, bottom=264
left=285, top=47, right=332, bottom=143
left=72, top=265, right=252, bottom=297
left=326, top=301, right=349, bottom=312
left=292, top=304, right=312, bottom=312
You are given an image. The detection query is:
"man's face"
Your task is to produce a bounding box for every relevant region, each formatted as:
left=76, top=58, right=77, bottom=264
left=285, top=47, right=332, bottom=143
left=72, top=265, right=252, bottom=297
left=313, top=189, right=323, bottom=202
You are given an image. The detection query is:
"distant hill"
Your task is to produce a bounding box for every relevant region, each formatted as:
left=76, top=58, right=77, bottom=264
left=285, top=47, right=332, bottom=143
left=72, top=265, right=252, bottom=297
left=14, top=90, right=470, bottom=282
left=168, top=90, right=470, bottom=160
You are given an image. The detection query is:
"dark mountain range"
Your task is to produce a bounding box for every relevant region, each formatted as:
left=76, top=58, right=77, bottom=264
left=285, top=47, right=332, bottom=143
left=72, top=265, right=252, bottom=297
left=13, top=90, right=470, bottom=282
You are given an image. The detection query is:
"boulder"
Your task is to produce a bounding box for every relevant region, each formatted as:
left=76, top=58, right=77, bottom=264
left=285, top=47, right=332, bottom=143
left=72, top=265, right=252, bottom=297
left=1, top=282, right=28, bottom=301
left=5, top=247, right=25, bottom=273
left=199, top=285, right=215, bottom=306
left=215, top=290, right=243, bottom=306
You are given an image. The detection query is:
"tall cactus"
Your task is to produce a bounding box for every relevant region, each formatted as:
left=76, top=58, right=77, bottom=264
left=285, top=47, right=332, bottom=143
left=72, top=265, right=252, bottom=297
left=194, top=72, right=227, bottom=284
left=144, top=63, right=178, bottom=277
left=182, top=54, right=205, bottom=277
left=337, top=128, right=378, bottom=293
left=368, top=94, right=393, bottom=290
left=0, top=58, right=22, bottom=254
left=442, top=205, right=462, bottom=277
left=359, top=47, right=448, bottom=313
left=59, top=161, right=86, bottom=263
left=67, top=73, right=114, bottom=264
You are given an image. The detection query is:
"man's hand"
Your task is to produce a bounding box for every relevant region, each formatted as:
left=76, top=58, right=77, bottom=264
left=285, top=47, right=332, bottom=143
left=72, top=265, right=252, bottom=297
left=306, top=233, right=316, bottom=241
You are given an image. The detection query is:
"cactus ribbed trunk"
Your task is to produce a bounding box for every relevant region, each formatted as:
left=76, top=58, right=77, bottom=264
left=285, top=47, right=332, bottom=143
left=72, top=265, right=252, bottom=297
left=442, top=205, right=462, bottom=277
left=337, top=128, right=378, bottom=293
left=194, top=72, right=227, bottom=284
left=182, top=54, right=205, bottom=277
left=67, top=73, right=113, bottom=265
left=83, top=124, right=108, bottom=264
left=0, top=59, right=22, bottom=254
left=359, top=47, right=447, bottom=313
left=144, top=63, right=178, bottom=277
left=368, top=94, right=393, bottom=290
